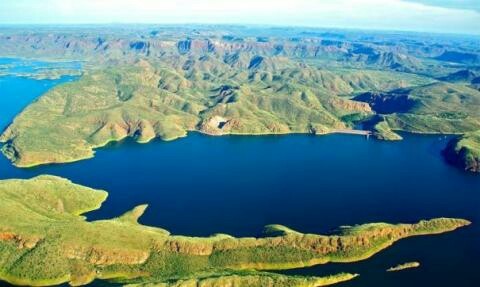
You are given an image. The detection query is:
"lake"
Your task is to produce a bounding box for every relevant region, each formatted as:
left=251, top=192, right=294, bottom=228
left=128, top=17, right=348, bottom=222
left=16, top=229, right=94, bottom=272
left=0, top=62, right=479, bottom=287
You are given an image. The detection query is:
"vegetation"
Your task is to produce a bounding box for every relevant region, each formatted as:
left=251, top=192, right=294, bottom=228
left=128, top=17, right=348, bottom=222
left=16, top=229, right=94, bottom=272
left=444, top=131, right=480, bottom=172
left=373, top=120, right=403, bottom=141
left=0, top=175, right=470, bottom=286
left=1, top=60, right=420, bottom=167
left=1, top=26, right=479, bottom=172
left=125, top=271, right=358, bottom=287
left=387, top=262, right=420, bottom=272
left=354, top=82, right=480, bottom=171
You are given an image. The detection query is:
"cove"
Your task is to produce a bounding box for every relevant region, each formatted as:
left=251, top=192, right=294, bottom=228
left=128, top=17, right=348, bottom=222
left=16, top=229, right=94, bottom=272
left=0, top=58, right=80, bottom=130
left=0, top=67, right=479, bottom=286
left=0, top=76, right=77, bottom=130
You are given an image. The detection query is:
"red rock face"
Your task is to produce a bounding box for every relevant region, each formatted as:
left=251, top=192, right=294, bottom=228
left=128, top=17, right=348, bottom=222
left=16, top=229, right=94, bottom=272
left=0, top=232, right=40, bottom=249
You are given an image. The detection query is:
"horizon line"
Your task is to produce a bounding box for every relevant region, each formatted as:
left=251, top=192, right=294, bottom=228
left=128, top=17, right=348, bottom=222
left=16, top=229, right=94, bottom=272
left=0, top=22, right=479, bottom=38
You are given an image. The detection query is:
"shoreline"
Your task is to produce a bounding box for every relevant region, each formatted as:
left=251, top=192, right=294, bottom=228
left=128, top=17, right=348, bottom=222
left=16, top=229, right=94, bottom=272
left=0, top=128, right=462, bottom=169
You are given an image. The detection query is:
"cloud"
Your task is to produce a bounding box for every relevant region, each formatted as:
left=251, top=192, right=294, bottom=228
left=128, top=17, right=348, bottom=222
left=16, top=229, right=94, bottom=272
left=403, top=0, right=480, bottom=12
left=0, top=0, right=478, bottom=35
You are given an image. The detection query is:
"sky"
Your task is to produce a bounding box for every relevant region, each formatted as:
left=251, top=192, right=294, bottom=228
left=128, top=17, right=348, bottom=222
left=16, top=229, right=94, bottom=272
left=0, top=0, right=479, bottom=35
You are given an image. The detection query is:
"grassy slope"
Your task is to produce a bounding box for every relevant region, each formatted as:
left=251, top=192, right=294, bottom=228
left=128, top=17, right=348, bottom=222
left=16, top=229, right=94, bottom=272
left=444, top=130, right=480, bottom=172
left=0, top=57, right=436, bottom=167
left=352, top=81, right=480, bottom=172
left=0, top=30, right=478, bottom=172
left=0, top=176, right=470, bottom=286
left=125, top=272, right=358, bottom=287
left=373, top=120, right=403, bottom=141
left=381, top=83, right=480, bottom=173
left=384, top=82, right=480, bottom=134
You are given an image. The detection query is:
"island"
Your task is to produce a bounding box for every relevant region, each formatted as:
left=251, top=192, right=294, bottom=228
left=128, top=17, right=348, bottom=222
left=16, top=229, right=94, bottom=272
left=387, top=262, right=421, bottom=272
left=0, top=175, right=470, bottom=286
left=0, top=27, right=479, bottom=173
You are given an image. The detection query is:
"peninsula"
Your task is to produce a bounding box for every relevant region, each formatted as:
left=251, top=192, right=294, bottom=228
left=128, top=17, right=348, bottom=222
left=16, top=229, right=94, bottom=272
left=0, top=175, right=470, bottom=286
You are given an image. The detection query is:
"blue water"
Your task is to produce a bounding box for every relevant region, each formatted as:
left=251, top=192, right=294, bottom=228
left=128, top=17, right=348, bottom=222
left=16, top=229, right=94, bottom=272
left=0, top=76, right=77, bottom=129
left=0, top=58, right=82, bottom=74
left=0, top=63, right=479, bottom=286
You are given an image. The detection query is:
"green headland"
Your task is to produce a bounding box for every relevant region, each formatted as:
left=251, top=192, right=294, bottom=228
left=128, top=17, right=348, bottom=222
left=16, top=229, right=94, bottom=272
left=0, top=175, right=470, bottom=286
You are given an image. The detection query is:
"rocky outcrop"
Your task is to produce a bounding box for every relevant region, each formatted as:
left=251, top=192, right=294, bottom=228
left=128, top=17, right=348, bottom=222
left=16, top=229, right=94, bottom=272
left=327, top=97, right=372, bottom=114
left=198, top=116, right=231, bottom=135
left=65, top=245, right=150, bottom=265
left=177, top=39, right=192, bottom=55
left=0, top=232, right=41, bottom=249
left=444, top=132, right=480, bottom=173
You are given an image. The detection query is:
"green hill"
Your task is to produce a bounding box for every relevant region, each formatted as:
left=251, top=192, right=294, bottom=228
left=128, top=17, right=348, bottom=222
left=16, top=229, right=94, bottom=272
left=2, top=58, right=432, bottom=167
left=0, top=176, right=470, bottom=286
left=0, top=26, right=479, bottom=172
